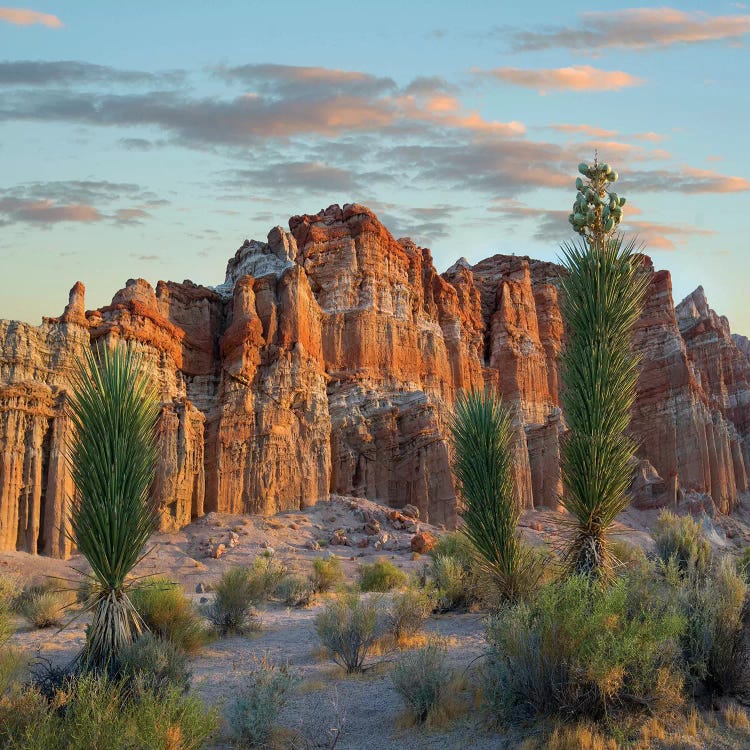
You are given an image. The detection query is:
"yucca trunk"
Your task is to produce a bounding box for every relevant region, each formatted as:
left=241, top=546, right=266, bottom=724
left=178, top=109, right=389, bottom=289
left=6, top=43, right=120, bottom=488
left=559, top=236, right=649, bottom=579
left=67, top=342, right=159, bottom=669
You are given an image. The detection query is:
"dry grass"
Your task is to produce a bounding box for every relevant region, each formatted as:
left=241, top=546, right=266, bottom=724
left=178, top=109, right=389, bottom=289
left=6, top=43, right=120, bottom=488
left=722, top=704, right=750, bottom=734
left=394, top=673, right=472, bottom=731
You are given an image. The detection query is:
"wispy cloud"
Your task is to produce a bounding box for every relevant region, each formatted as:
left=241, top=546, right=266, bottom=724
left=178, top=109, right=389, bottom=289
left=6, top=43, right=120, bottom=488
left=0, top=7, right=62, bottom=27
left=475, top=65, right=643, bottom=93
left=508, top=7, right=750, bottom=51
left=547, top=123, right=619, bottom=137
left=0, top=181, right=165, bottom=226
left=0, top=60, right=184, bottom=86
left=623, top=166, right=750, bottom=193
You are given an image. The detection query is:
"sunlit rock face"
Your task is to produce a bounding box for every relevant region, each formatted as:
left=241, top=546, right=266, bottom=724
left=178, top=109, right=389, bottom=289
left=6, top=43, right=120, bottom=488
left=1, top=204, right=748, bottom=556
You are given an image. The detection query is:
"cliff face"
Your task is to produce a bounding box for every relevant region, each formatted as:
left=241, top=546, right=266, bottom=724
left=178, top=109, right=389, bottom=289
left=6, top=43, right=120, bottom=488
left=1, top=203, right=748, bottom=556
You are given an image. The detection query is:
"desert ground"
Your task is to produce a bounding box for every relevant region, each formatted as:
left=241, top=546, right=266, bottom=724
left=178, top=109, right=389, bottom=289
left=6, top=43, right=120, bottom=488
left=4, top=495, right=750, bottom=749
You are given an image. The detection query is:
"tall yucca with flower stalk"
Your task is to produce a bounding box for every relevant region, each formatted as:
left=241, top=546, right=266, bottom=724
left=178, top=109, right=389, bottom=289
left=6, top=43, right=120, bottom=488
left=559, top=157, right=650, bottom=580
left=67, top=342, right=159, bottom=669
left=449, top=390, right=539, bottom=602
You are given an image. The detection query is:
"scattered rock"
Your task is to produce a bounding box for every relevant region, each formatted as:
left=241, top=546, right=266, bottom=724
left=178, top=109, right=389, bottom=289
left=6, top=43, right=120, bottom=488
left=228, top=531, right=240, bottom=548
left=410, top=531, right=437, bottom=554
left=196, top=582, right=206, bottom=593
left=331, top=529, right=348, bottom=546
left=364, top=520, right=381, bottom=536
left=307, top=540, right=321, bottom=551
left=210, top=543, right=226, bottom=559
left=401, top=504, right=420, bottom=519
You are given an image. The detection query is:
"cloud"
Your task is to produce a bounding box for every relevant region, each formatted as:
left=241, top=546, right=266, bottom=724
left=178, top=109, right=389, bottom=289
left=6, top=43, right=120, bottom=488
left=0, top=181, right=165, bottom=226
left=622, top=166, right=750, bottom=193
left=509, top=7, right=750, bottom=51
left=227, top=161, right=364, bottom=193
left=622, top=220, right=716, bottom=250
left=487, top=199, right=570, bottom=242
left=365, top=201, right=460, bottom=242
left=0, top=63, right=523, bottom=144
left=0, top=196, right=101, bottom=224
left=475, top=65, right=643, bottom=93
left=0, top=7, right=62, bottom=27
left=547, top=123, right=618, bottom=138
left=0, top=61, right=182, bottom=86
left=119, top=137, right=154, bottom=151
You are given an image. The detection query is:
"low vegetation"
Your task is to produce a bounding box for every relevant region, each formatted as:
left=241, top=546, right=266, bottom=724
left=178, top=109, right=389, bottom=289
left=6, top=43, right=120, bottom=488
left=228, top=654, right=300, bottom=748
left=275, top=574, right=315, bottom=608
left=309, top=555, right=344, bottom=593
left=0, top=672, right=219, bottom=750
left=315, top=591, right=380, bottom=673
left=17, top=583, right=70, bottom=629
left=386, top=586, right=435, bottom=644
left=358, top=558, right=406, bottom=592
left=116, top=631, right=191, bottom=695
left=130, top=577, right=210, bottom=654
left=654, top=510, right=712, bottom=575
left=203, top=566, right=262, bottom=635
left=392, top=640, right=452, bottom=724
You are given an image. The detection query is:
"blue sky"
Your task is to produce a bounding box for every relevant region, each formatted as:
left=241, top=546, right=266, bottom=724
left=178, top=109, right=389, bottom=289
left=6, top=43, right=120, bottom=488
left=1, top=1, right=748, bottom=333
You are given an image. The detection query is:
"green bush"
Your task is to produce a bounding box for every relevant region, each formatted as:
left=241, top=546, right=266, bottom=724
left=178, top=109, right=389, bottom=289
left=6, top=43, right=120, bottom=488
left=429, top=532, right=474, bottom=566
left=315, top=591, right=380, bottom=673
left=275, top=575, right=315, bottom=608
left=677, top=557, right=749, bottom=696
left=130, top=578, right=210, bottom=655
left=228, top=654, right=299, bottom=748
left=0, top=574, right=19, bottom=645
left=17, top=583, right=71, bottom=629
left=310, top=555, right=344, bottom=593
left=654, top=510, right=711, bottom=575
left=117, top=632, right=191, bottom=695
left=0, top=672, right=219, bottom=750
left=431, top=554, right=474, bottom=611
left=483, top=573, right=685, bottom=724
left=248, top=554, right=287, bottom=601
left=392, top=640, right=451, bottom=723
left=204, top=566, right=262, bottom=636
left=387, top=587, right=435, bottom=643
left=358, top=558, right=406, bottom=592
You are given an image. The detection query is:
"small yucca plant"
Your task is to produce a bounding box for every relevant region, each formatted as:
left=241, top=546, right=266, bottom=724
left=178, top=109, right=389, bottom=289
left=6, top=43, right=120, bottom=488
left=449, top=390, right=539, bottom=602
left=67, top=342, right=160, bottom=669
left=558, top=160, right=649, bottom=579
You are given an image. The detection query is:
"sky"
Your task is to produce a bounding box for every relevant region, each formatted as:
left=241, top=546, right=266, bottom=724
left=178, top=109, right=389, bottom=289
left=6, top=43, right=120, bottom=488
left=1, top=1, right=749, bottom=333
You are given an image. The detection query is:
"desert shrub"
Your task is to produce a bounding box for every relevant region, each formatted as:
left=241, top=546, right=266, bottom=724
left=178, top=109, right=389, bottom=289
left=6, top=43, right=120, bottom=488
left=386, top=586, right=435, bottom=643
left=17, top=582, right=71, bottom=629
left=228, top=654, right=300, bottom=748
left=429, top=532, right=474, bottom=566
left=483, top=573, right=685, bottom=724
left=248, top=554, right=288, bottom=601
left=392, top=640, right=451, bottom=723
left=0, top=574, right=20, bottom=612
left=315, top=591, right=380, bottom=673
left=275, top=575, right=315, bottom=608
left=358, top=558, right=406, bottom=592
left=678, top=556, right=749, bottom=696
left=310, top=555, right=344, bottom=593
left=654, top=510, right=711, bottom=576
left=117, top=631, right=191, bottom=694
left=431, top=554, right=474, bottom=611
left=204, top=566, right=262, bottom=636
left=0, top=673, right=219, bottom=750
left=130, top=578, right=209, bottom=654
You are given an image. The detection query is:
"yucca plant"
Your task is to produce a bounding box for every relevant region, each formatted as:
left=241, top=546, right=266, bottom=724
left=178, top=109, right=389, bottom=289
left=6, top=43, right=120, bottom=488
left=449, top=390, right=539, bottom=602
left=559, top=157, right=650, bottom=580
left=67, top=342, right=160, bottom=669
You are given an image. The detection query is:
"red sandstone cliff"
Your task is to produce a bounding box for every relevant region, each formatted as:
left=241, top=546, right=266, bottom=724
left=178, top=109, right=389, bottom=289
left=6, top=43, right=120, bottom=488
left=1, top=203, right=748, bottom=556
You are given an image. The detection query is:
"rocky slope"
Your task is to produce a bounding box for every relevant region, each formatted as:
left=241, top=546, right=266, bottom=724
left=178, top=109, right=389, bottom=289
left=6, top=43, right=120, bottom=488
left=1, top=203, right=749, bottom=556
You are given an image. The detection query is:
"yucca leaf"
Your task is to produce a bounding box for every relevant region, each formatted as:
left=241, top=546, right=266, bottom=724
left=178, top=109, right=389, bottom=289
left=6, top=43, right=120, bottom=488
left=558, top=234, right=649, bottom=579
left=66, top=341, right=159, bottom=668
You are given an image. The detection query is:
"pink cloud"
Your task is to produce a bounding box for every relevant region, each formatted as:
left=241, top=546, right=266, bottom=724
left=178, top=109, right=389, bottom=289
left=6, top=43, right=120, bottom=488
left=512, top=7, right=750, bottom=50
left=624, top=220, right=715, bottom=250
left=0, top=6, right=62, bottom=27
left=548, top=123, right=618, bottom=138
left=476, top=65, right=643, bottom=94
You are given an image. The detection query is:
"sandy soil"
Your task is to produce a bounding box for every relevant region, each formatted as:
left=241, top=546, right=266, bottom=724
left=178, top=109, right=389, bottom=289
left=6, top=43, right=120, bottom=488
left=3, top=495, right=750, bottom=749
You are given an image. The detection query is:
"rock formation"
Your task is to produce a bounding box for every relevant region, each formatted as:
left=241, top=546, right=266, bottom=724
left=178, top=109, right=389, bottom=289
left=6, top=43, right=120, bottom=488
left=1, top=203, right=748, bottom=556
